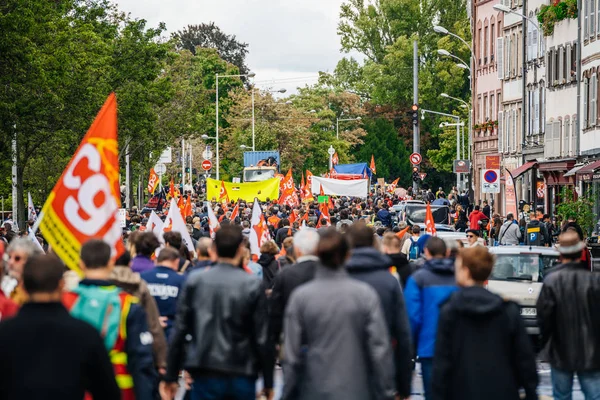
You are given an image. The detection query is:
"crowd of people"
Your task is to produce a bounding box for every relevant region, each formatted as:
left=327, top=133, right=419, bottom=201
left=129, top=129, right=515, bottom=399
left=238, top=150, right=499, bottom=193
left=0, top=186, right=598, bottom=400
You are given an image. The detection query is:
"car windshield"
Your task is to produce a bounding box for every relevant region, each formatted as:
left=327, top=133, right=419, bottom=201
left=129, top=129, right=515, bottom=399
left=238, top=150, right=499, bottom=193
left=489, top=254, right=561, bottom=282
left=243, top=168, right=275, bottom=182
left=405, top=205, right=449, bottom=224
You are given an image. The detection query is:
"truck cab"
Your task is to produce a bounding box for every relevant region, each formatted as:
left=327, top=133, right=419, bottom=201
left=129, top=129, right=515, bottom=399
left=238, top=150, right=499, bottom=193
left=242, top=151, right=280, bottom=183
left=243, top=165, right=277, bottom=182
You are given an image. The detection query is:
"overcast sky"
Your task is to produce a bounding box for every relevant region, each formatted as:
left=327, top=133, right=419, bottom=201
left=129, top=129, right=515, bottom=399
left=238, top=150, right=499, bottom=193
left=113, top=0, right=353, bottom=95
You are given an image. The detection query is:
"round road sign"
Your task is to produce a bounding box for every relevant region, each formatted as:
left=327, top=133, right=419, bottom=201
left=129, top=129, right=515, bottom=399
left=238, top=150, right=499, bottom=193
left=201, top=159, right=213, bottom=171
left=410, top=152, right=422, bottom=165
left=484, top=170, right=498, bottom=183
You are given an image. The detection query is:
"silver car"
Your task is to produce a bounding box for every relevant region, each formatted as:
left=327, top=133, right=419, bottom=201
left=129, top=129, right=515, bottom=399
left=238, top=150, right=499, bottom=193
left=487, top=246, right=561, bottom=335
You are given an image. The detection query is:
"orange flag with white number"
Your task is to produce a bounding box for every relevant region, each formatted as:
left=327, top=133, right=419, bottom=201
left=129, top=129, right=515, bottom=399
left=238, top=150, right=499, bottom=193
left=425, top=203, right=437, bottom=236
left=39, top=93, right=124, bottom=275
left=147, top=168, right=159, bottom=194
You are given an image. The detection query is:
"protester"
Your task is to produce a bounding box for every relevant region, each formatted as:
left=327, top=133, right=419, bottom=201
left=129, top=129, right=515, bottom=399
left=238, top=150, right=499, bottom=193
left=275, top=218, right=291, bottom=246
left=382, top=232, right=412, bottom=288
left=468, top=205, right=486, bottom=230
left=482, top=200, right=491, bottom=218
left=526, top=211, right=550, bottom=247
left=259, top=240, right=281, bottom=289
left=110, top=250, right=167, bottom=375
left=163, top=231, right=191, bottom=271
left=2, top=237, right=43, bottom=305
left=160, top=225, right=273, bottom=400
left=269, top=228, right=320, bottom=365
left=401, top=225, right=422, bottom=261
left=537, top=231, right=600, bottom=399
left=345, top=223, right=413, bottom=399
left=63, top=240, right=157, bottom=399
left=498, top=212, right=521, bottom=245
left=141, top=247, right=185, bottom=341
left=377, top=203, right=392, bottom=227
left=432, top=246, right=538, bottom=400
left=404, top=237, right=458, bottom=400
left=187, top=237, right=213, bottom=274
left=282, top=228, right=396, bottom=400
left=130, top=232, right=160, bottom=273
left=0, top=254, right=120, bottom=399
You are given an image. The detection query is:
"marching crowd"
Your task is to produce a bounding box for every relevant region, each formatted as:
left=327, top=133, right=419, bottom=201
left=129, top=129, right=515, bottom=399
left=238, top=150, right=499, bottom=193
left=0, top=186, right=598, bottom=400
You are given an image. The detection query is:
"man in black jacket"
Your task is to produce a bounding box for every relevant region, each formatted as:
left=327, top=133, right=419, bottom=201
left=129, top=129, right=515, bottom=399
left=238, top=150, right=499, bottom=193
left=269, top=228, right=320, bottom=354
left=382, top=232, right=412, bottom=288
left=161, top=225, right=273, bottom=400
left=432, top=246, right=538, bottom=400
left=537, top=231, right=600, bottom=399
left=0, top=254, right=120, bottom=400
left=345, top=222, right=413, bottom=399
left=525, top=211, right=549, bottom=246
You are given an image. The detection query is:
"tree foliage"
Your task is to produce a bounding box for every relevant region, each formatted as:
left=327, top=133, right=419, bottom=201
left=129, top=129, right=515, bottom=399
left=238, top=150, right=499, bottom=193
left=173, top=23, right=250, bottom=80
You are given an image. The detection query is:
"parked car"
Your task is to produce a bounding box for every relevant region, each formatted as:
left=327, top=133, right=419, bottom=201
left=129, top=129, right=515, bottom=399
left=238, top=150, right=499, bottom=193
left=487, top=246, right=561, bottom=337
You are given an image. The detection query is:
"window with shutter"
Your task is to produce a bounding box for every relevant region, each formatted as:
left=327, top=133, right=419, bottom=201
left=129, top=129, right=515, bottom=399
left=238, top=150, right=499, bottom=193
left=544, top=122, right=554, bottom=158
left=563, top=118, right=570, bottom=157
left=572, top=44, right=577, bottom=82
left=584, top=78, right=589, bottom=128
left=592, top=0, right=597, bottom=39
left=498, top=111, right=504, bottom=152
left=553, top=121, right=561, bottom=158
left=497, top=37, right=504, bottom=80
left=533, top=28, right=539, bottom=59
left=528, top=90, right=533, bottom=136
left=541, top=87, right=546, bottom=134
left=555, top=49, right=560, bottom=84
left=586, top=0, right=590, bottom=39
left=546, top=50, right=552, bottom=88
left=535, top=88, right=540, bottom=134
left=593, top=74, right=598, bottom=125
left=566, top=44, right=572, bottom=83
left=571, top=115, right=577, bottom=155
left=506, top=111, right=511, bottom=153
left=491, top=94, right=495, bottom=120
left=513, top=109, right=518, bottom=152
left=527, top=21, right=533, bottom=61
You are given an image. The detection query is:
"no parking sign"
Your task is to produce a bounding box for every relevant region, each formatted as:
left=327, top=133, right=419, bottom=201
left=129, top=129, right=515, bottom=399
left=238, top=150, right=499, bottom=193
left=481, top=169, right=500, bottom=193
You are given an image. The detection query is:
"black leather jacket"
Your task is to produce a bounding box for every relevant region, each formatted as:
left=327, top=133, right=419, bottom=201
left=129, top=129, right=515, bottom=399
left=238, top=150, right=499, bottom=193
left=537, top=262, right=600, bottom=371
left=165, top=263, right=273, bottom=388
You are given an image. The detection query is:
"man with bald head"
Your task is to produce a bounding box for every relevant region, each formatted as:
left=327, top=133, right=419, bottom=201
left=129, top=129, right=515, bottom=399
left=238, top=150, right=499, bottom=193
left=186, top=237, right=214, bottom=275
left=268, top=228, right=321, bottom=354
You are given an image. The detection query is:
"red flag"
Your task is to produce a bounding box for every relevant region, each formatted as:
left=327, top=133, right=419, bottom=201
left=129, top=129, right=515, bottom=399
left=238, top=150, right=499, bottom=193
left=279, top=169, right=297, bottom=206
left=219, top=180, right=229, bottom=203
left=319, top=184, right=325, bottom=196
left=183, top=195, right=193, bottom=217
left=177, top=195, right=184, bottom=214
left=332, top=152, right=339, bottom=165
left=370, top=154, right=377, bottom=175
left=425, top=203, right=437, bottom=236
left=316, top=202, right=330, bottom=228
left=229, top=202, right=240, bottom=222
left=387, top=178, right=400, bottom=193
left=300, top=173, right=306, bottom=201
left=169, top=177, right=176, bottom=199
left=147, top=168, right=159, bottom=194
left=38, top=93, right=124, bottom=276
left=395, top=226, right=410, bottom=239
left=303, top=170, right=314, bottom=201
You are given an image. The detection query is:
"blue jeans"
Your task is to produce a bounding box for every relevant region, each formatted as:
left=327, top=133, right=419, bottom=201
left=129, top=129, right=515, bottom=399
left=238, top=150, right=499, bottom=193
left=420, top=358, right=433, bottom=400
left=191, top=375, right=255, bottom=400
left=552, top=367, right=600, bottom=400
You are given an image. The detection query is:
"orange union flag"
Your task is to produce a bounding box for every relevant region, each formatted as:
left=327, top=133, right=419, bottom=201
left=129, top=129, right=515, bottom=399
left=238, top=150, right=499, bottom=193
left=147, top=168, right=159, bottom=194
left=39, top=93, right=124, bottom=275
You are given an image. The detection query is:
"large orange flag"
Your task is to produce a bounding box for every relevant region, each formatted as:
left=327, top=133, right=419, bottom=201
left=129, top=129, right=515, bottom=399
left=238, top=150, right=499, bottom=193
left=219, top=180, right=229, bottom=203
left=370, top=154, right=377, bottom=175
left=425, top=203, right=437, bottom=236
left=147, top=168, right=159, bottom=194
left=39, top=93, right=124, bottom=275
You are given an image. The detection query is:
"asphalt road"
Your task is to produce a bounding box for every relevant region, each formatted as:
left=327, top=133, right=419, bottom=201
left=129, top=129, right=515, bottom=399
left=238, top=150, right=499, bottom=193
left=177, top=362, right=585, bottom=399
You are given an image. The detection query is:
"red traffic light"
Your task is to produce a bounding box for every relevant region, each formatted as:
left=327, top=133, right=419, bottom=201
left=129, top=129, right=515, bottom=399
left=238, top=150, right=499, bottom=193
left=412, top=167, right=419, bottom=173
left=411, top=104, right=419, bottom=111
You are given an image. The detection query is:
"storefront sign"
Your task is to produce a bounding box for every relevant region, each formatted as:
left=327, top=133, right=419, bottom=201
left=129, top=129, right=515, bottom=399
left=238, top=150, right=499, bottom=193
left=536, top=182, right=545, bottom=198
left=579, top=173, right=600, bottom=182
left=453, top=160, right=470, bottom=173
left=485, top=154, right=501, bottom=169
left=505, top=171, right=518, bottom=217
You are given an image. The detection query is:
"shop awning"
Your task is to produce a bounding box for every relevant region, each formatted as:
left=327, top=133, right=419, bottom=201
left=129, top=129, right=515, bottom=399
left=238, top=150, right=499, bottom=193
left=510, top=161, right=538, bottom=179
left=576, top=159, right=600, bottom=175
left=564, top=164, right=587, bottom=177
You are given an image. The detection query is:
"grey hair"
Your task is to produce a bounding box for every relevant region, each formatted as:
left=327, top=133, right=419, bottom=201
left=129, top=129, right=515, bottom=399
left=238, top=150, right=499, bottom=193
left=7, top=237, right=43, bottom=258
left=293, top=228, right=320, bottom=256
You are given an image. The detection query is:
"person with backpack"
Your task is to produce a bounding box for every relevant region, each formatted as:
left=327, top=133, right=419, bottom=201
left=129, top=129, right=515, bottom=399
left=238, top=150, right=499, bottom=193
left=63, top=240, right=157, bottom=400
left=401, top=225, right=422, bottom=261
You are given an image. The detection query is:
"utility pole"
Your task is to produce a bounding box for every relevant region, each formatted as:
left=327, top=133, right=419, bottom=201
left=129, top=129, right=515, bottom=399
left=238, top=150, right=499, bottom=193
left=413, top=40, right=420, bottom=193
left=125, top=145, right=130, bottom=209
left=12, top=126, right=18, bottom=229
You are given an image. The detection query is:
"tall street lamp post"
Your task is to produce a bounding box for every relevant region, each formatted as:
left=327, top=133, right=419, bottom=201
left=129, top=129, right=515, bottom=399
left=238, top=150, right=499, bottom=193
left=336, top=116, right=362, bottom=140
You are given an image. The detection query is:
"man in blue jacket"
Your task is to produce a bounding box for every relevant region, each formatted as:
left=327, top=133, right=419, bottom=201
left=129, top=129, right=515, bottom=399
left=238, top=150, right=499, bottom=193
left=404, top=236, right=457, bottom=400
left=141, top=247, right=185, bottom=340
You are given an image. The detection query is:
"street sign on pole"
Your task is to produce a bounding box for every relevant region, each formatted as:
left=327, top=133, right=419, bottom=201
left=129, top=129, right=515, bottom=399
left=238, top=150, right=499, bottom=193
left=410, top=152, right=422, bottom=165
left=419, top=172, right=427, bottom=180
left=154, top=163, right=167, bottom=175
left=453, top=160, right=470, bottom=173
left=202, top=146, right=213, bottom=160
left=158, top=147, right=172, bottom=164
left=201, top=159, right=213, bottom=171
left=482, top=169, right=500, bottom=193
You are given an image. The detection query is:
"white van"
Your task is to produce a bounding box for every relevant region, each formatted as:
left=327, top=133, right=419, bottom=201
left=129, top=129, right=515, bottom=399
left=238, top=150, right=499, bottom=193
left=487, top=246, right=561, bottom=335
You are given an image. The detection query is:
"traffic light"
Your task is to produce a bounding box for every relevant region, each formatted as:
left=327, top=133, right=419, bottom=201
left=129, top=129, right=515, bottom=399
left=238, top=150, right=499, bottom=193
left=411, top=104, right=419, bottom=125
left=412, top=166, right=420, bottom=182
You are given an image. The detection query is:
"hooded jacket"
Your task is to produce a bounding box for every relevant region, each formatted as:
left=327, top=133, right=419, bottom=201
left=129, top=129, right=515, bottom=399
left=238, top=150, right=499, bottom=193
left=259, top=253, right=280, bottom=289
left=432, top=287, right=538, bottom=400
left=110, top=266, right=168, bottom=369
left=346, top=247, right=413, bottom=398
left=468, top=210, right=486, bottom=230
left=404, top=258, right=457, bottom=358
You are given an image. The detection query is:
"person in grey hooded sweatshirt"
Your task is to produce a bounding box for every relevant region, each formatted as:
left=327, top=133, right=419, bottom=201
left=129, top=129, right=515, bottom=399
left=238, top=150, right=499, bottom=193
left=344, top=222, right=413, bottom=400
left=498, top=213, right=521, bottom=245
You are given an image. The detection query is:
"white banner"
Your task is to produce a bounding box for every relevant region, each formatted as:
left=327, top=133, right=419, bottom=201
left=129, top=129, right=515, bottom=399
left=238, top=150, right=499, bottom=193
left=311, top=176, right=369, bottom=197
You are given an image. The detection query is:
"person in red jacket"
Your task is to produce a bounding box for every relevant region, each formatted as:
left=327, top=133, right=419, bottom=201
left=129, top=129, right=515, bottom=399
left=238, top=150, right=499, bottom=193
left=0, top=290, right=18, bottom=321
left=468, top=205, right=487, bottom=230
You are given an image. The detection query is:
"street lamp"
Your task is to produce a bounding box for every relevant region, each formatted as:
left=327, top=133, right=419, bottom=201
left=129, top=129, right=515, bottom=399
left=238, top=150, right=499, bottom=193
left=336, top=116, right=362, bottom=140
left=433, top=25, right=473, bottom=53
left=440, top=121, right=465, bottom=190
left=437, top=49, right=471, bottom=73
left=441, top=92, right=472, bottom=160
left=251, top=87, right=286, bottom=153
left=216, top=71, right=256, bottom=180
